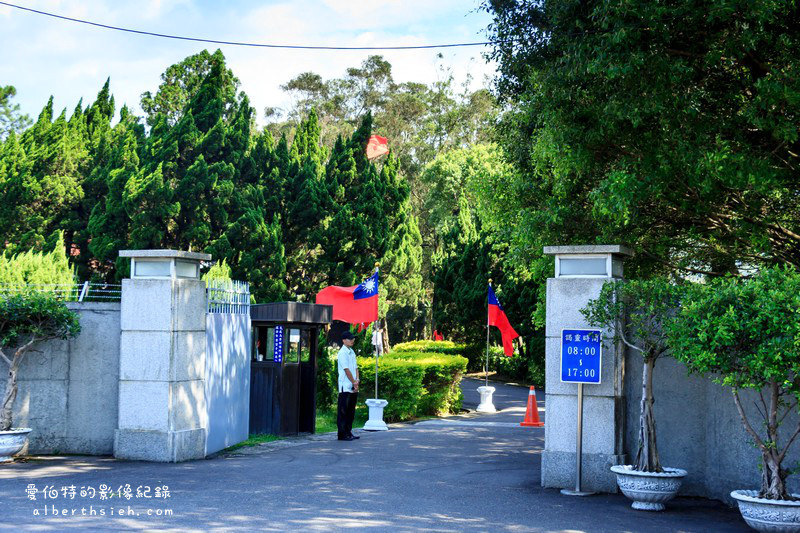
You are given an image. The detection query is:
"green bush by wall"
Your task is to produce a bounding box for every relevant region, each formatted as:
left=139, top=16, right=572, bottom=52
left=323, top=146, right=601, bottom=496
left=393, top=339, right=545, bottom=387
left=0, top=232, right=75, bottom=289
left=392, top=340, right=464, bottom=356
left=316, top=336, right=338, bottom=411
left=378, top=351, right=467, bottom=418
left=318, top=342, right=467, bottom=422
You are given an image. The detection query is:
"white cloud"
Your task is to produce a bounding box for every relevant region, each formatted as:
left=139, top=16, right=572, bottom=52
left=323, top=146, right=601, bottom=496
left=1, top=0, right=496, bottom=126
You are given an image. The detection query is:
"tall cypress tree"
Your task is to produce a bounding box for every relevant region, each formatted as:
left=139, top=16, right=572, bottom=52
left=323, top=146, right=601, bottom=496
left=7, top=98, right=87, bottom=253
left=136, top=59, right=243, bottom=253
left=87, top=106, right=142, bottom=280
left=72, top=80, right=117, bottom=279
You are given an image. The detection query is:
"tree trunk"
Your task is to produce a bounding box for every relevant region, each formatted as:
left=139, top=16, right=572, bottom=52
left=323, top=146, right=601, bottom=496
left=761, top=449, right=789, bottom=500
left=635, top=357, right=662, bottom=472
left=1, top=367, right=18, bottom=432
left=760, top=380, right=790, bottom=500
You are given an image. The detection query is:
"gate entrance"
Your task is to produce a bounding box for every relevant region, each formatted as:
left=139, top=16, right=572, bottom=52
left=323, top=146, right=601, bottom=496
left=249, top=302, right=332, bottom=436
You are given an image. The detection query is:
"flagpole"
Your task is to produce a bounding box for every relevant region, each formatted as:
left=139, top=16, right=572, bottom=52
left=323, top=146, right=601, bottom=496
left=374, top=262, right=380, bottom=401
left=486, top=278, right=492, bottom=388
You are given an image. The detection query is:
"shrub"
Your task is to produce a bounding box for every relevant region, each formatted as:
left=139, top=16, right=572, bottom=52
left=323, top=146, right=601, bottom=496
left=358, top=357, right=425, bottom=421
left=0, top=232, right=75, bottom=289
left=392, top=340, right=464, bottom=356
left=668, top=267, right=800, bottom=500
left=202, top=259, right=232, bottom=283
left=394, top=338, right=545, bottom=385
left=385, top=351, right=468, bottom=416
left=323, top=348, right=467, bottom=423
left=394, top=341, right=488, bottom=373
left=315, top=330, right=337, bottom=410
left=0, top=293, right=81, bottom=431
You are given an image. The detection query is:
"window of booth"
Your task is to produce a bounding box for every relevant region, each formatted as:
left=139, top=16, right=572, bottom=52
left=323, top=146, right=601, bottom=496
left=253, top=326, right=279, bottom=362
left=286, top=328, right=300, bottom=363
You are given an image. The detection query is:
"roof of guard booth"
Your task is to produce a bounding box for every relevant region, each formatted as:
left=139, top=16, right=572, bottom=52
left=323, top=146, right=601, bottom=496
left=251, top=302, right=333, bottom=325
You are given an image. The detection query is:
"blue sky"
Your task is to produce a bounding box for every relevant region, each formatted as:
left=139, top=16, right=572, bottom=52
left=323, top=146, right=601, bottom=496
left=1, top=0, right=496, bottom=125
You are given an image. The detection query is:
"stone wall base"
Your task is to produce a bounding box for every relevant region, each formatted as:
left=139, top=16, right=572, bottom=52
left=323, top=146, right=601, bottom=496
left=542, top=450, right=626, bottom=493
left=114, top=428, right=206, bottom=462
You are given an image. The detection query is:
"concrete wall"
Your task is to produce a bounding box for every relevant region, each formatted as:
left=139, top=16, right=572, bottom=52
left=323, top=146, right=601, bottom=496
left=625, top=352, right=800, bottom=504
left=0, top=302, right=120, bottom=454
left=542, top=277, right=626, bottom=493
left=205, top=313, right=250, bottom=455
left=115, top=278, right=209, bottom=462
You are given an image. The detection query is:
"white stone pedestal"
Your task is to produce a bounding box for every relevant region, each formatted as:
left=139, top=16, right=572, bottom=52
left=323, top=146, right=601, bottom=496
left=476, top=386, right=497, bottom=413
left=363, top=399, right=389, bottom=431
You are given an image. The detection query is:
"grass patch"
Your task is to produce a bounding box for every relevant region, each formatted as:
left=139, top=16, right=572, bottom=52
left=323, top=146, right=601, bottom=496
left=223, top=433, right=282, bottom=452
left=316, top=404, right=369, bottom=434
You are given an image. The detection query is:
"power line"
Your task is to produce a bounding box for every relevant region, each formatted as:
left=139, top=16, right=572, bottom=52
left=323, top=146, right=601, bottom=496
left=0, top=1, right=510, bottom=51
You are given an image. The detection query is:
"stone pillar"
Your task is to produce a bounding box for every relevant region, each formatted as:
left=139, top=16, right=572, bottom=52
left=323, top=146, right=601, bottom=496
left=114, top=250, right=210, bottom=462
left=541, top=245, right=632, bottom=492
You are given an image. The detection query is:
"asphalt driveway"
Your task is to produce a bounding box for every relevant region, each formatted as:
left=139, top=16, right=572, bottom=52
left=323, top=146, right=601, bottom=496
left=0, top=378, right=748, bottom=532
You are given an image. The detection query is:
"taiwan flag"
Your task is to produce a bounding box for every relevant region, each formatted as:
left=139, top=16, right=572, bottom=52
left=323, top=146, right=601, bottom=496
left=366, top=135, right=389, bottom=160
left=316, top=270, right=379, bottom=324
left=488, top=285, right=519, bottom=357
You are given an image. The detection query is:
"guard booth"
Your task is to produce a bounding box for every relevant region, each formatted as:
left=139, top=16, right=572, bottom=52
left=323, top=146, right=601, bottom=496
left=250, top=302, right=332, bottom=436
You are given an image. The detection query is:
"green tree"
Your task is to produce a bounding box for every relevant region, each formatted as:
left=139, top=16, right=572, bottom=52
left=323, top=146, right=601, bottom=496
left=482, top=0, right=800, bottom=275
left=583, top=279, right=684, bottom=473
left=0, top=293, right=81, bottom=431
left=87, top=107, right=143, bottom=280
left=3, top=97, right=87, bottom=254
left=140, top=49, right=239, bottom=127
left=668, top=268, right=800, bottom=500
left=69, top=80, right=120, bottom=280
left=0, top=86, right=32, bottom=139
left=137, top=58, right=248, bottom=254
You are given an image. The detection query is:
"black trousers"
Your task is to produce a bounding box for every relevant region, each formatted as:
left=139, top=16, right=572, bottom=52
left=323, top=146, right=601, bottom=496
left=337, top=391, right=358, bottom=438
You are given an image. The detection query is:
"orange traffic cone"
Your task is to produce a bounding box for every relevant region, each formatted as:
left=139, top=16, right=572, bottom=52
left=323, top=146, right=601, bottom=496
left=520, top=386, right=544, bottom=427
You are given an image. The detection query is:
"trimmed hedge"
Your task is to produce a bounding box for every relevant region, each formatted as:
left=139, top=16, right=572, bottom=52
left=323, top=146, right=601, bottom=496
left=392, top=340, right=464, bottom=356
left=317, top=344, right=467, bottom=422
left=393, top=338, right=546, bottom=386
left=377, top=351, right=467, bottom=418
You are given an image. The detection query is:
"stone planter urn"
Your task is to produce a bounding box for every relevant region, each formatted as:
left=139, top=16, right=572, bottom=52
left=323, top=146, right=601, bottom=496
left=476, top=386, right=497, bottom=413
left=363, top=399, right=389, bottom=431
left=731, top=490, right=800, bottom=532
left=610, top=465, right=687, bottom=511
left=0, top=428, right=32, bottom=462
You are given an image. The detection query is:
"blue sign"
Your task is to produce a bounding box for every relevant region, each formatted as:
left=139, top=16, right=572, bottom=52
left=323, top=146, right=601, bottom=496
left=273, top=325, right=284, bottom=363
left=561, top=329, right=602, bottom=384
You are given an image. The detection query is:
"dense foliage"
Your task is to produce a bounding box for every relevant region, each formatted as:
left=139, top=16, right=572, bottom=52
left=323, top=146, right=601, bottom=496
left=482, top=0, right=800, bottom=280
left=0, top=232, right=75, bottom=288
left=0, top=293, right=81, bottom=430
left=0, top=49, right=543, bottom=361
left=0, top=51, right=421, bottom=310
left=393, top=339, right=544, bottom=386
left=317, top=345, right=467, bottom=422
left=668, top=268, right=800, bottom=500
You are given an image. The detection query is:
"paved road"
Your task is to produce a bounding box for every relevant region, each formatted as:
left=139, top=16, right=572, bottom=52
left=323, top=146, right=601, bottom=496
left=0, top=378, right=747, bottom=532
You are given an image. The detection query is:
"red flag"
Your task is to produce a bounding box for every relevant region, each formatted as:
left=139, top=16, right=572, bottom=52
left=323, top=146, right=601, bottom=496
left=488, top=285, right=519, bottom=356
left=366, top=135, right=389, bottom=160
left=316, top=270, right=379, bottom=324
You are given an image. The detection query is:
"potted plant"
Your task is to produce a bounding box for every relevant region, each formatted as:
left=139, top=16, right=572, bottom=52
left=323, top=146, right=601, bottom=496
left=0, top=292, right=80, bottom=461
left=668, top=267, right=800, bottom=531
left=582, top=278, right=687, bottom=511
